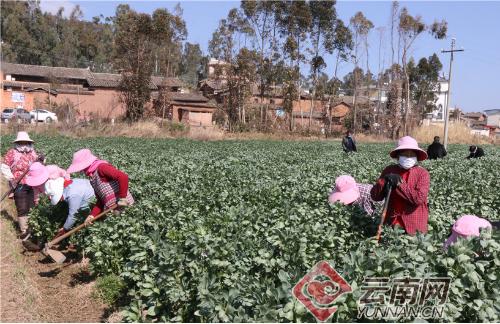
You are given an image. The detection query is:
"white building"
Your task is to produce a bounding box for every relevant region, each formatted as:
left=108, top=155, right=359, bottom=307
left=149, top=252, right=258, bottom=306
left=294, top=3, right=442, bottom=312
left=426, top=77, right=450, bottom=122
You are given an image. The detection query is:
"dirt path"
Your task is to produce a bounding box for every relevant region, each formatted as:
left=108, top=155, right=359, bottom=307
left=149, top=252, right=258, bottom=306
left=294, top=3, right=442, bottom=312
left=1, top=201, right=119, bottom=322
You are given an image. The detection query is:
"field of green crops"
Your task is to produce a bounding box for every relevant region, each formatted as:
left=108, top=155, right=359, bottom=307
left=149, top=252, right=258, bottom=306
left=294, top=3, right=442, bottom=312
left=2, top=135, right=499, bottom=322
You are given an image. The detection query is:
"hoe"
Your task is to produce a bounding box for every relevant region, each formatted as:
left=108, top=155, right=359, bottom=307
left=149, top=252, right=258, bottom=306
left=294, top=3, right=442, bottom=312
left=24, top=209, right=113, bottom=264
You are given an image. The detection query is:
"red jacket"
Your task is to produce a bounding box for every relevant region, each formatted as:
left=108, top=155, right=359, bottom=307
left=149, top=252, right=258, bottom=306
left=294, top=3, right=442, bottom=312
left=371, top=164, right=430, bottom=235
left=90, top=163, right=129, bottom=216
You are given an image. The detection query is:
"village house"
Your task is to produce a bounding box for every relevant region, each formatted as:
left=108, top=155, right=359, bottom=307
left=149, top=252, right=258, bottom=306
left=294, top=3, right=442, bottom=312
left=199, top=77, right=353, bottom=132
left=1, top=62, right=216, bottom=126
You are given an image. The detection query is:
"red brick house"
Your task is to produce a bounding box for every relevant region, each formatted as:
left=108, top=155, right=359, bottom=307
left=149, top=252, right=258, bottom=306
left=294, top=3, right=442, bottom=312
left=1, top=62, right=216, bottom=125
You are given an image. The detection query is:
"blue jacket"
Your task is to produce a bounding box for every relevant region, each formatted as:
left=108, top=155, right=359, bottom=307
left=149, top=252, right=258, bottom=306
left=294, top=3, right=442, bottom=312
left=62, top=179, right=95, bottom=230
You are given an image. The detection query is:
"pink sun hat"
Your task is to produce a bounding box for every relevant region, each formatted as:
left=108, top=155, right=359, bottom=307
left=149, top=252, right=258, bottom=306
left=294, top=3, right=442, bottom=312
left=390, top=136, right=428, bottom=161
left=46, top=164, right=70, bottom=180
left=26, top=162, right=49, bottom=187
left=444, top=215, right=492, bottom=250
left=67, top=149, right=98, bottom=174
left=328, top=175, right=360, bottom=205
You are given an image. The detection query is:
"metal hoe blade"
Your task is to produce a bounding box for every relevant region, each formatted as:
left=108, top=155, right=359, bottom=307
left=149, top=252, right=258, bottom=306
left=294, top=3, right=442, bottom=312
left=42, top=246, right=66, bottom=264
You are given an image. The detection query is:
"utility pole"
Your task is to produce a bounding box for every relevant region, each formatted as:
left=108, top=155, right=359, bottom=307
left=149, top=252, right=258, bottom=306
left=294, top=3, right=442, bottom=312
left=441, top=38, right=464, bottom=149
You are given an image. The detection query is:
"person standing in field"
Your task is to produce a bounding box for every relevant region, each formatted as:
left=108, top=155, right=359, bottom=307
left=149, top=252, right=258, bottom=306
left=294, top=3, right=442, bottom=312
left=466, top=145, right=485, bottom=159
left=1, top=132, right=44, bottom=240
left=66, top=149, right=134, bottom=224
left=427, top=136, right=447, bottom=160
left=342, top=130, right=357, bottom=153
left=328, top=175, right=382, bottom=216
left=370, top=136, right=430, bottom=236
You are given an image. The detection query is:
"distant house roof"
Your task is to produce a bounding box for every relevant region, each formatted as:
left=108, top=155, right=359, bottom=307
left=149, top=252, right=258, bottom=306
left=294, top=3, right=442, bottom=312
left=292, top=111, right=324, bottom=119
left=1, top=62, right=185, bottom=90
left=150, top=91, right=214, bottom=108
left=484, top=109, right=500, bottom=115
left=463, top=112, right=485, bottom=118
left=2, top=62, right=90, bottom=80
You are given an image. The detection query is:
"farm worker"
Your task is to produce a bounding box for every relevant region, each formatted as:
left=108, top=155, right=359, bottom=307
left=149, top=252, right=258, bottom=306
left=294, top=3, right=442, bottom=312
left=342, top=130, right=357, bottom=153
left=328, top=175, right=382, bottom=216
left=370, top=136, right=430, bottom=236
left=66, top=149, right=134, bottom=225
left=26, top=163, right=95, bottom=239
left=426, top=136, right=447, bottom=160
left=466, top=145, right=484, bottom=159
left=443, top=215, right=492, bottom=250
left=1, top=132, right=44, bottom=240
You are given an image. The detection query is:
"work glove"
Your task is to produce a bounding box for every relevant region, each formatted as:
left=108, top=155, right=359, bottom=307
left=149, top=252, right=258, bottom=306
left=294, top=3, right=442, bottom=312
left=54, top=227, right=67, bottom=239
left=383, top=173, right=401, bottom=196
left=117, top=198, right=129, bottom=208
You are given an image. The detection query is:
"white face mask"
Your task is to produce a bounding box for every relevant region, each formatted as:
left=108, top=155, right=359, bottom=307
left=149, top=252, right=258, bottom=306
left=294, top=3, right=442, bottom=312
left=399, top=156, right=417, bottom=169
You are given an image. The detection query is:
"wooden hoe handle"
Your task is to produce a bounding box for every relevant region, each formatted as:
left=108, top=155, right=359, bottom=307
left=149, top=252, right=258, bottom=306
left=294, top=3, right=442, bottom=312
left=47, top=208, right=114, bottom=247
left=376, top=186, right=392, bottom=242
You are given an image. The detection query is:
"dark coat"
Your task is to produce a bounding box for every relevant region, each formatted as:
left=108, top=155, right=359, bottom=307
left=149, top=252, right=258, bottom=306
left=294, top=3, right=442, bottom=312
left=427, top=142, right=447, bottom=160
left=467, top=147, right=485, bottom=159
left=342, top=136, right=357, bottom=153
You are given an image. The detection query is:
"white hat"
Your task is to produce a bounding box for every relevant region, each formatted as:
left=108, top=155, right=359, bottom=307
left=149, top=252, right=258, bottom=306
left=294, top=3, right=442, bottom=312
left=13, top=131, right=34, bottom=143
left=44, top=177, right=65, bottom=205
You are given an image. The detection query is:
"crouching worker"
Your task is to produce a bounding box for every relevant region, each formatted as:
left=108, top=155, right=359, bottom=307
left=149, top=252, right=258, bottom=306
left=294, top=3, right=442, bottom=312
left=444, top=215, right=492, bottom=250
left=44, top=176, right=95, bottom=238
left=66, top=149, right=134, bottom=225
left=371, top=136, right=430, bottom=236
left=26, top=163, right=94, bottom=239
left=328, top=175, right=382, bottom=216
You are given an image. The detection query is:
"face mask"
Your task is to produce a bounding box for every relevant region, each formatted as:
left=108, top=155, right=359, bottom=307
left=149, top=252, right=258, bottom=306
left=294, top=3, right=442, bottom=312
left=15, top=143, right=33, bottom=153
left=399, top=156, right=417, bottom=169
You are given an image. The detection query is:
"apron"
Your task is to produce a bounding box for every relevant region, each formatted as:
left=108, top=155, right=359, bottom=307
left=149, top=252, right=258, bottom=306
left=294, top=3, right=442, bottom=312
left=89, top=168, right=134, bottom=209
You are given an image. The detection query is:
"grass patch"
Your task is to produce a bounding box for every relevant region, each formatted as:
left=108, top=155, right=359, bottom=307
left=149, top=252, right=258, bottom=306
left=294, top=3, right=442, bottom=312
left=93, top=274, right=125, bottom=305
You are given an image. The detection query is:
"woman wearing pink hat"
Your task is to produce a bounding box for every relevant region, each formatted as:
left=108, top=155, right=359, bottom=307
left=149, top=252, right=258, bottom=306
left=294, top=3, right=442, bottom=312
left=1, top=132, right=44, bottom=239
left=443, top=215, right=492, bottom=250
left=25, top=163, right=94, bottom=239
left=66, top=149, right=134, bottom=224
left=328, top=175, right=382, bottom=216
left=370, top=136, right=430, bottom=236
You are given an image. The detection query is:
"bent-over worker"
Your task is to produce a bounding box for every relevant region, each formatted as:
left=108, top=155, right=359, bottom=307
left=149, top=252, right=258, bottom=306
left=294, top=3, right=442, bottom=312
left=66, top=149, right=134, bottom=225
left=328, top=175, right=382, bottom=216
left=443, top=215, right=492, bottom=250
left=371, top=136, right=430, bottom=236
left=467, top=145, right=484, bottom=159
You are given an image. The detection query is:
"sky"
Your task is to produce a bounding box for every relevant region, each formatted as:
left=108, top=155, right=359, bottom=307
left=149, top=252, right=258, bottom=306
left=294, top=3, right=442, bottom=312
left=39, top=0, right=500, bottom=113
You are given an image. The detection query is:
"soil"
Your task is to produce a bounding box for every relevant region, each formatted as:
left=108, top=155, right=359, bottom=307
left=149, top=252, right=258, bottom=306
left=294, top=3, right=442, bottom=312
left=0, top=204, right=122, bottom=323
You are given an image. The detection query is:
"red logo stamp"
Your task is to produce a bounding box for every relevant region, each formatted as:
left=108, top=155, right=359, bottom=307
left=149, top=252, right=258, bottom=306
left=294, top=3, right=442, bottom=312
left=293, top=261, right=352, bottom=322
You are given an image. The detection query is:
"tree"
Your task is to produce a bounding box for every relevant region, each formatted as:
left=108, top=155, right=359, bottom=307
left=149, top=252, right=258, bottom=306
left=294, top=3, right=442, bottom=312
left=308, top=0, right=336, bottom=128
left=240, top=0, right=279, bottom=127
left=179, top=43, right=205, bottom=86
left=398, top=7, right=447, bottom=134
left=408, top=53, right=443, bottom=123
left=349, top=12, right=373, bottom=133
left=277, top=0, right=312, bottom=130
left=114, top=5, right=155, bottom=122
left=151, top=6, right=187, bottom=77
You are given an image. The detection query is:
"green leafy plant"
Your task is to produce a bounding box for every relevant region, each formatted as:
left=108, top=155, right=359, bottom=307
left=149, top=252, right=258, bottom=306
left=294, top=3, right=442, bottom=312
left=2, top=135, right=498, bottom=322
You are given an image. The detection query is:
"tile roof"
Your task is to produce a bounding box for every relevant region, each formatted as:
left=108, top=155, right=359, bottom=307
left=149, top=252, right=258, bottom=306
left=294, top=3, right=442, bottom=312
left=2, top=62, right=91, bottom=79
left=1, top=62, right=185, bottom=90
left=292, top=111, right=324, bottom=119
